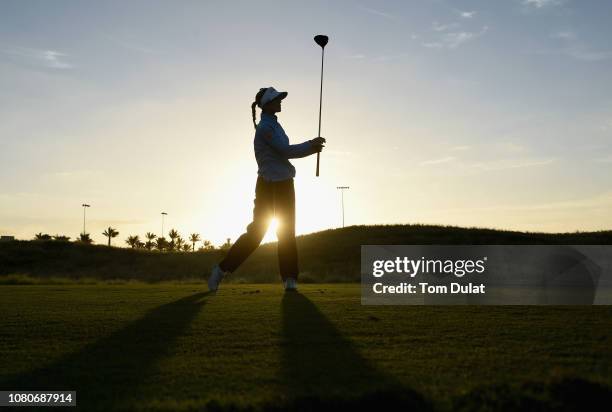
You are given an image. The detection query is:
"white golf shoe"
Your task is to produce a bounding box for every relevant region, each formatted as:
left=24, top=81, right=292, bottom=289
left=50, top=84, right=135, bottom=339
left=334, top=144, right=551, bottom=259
left=284, top=278, right=298, bottom=292
left=208, top=264, right=226, bottom=292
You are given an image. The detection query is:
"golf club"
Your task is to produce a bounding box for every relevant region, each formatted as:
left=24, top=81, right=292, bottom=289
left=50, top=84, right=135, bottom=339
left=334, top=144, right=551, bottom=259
left=314, top=34, right=328, bottom=177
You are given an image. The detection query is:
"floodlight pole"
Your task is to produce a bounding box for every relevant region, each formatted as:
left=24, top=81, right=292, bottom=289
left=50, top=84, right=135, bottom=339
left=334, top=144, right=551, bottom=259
left=161, top=212, right=168, bottom=238
left=336, top=186, right=350, bottom=228
left=81, top=204, right=90, bottom=235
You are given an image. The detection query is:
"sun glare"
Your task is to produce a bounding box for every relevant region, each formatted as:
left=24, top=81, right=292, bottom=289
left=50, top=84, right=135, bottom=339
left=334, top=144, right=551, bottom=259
left=262, top=217, right=279, bottom=244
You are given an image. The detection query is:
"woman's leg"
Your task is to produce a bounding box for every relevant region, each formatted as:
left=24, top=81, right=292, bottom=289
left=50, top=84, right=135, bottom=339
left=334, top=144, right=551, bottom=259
left=274, top=178, right=299, bottom=281
left=219, top=176, right=273, bottom=273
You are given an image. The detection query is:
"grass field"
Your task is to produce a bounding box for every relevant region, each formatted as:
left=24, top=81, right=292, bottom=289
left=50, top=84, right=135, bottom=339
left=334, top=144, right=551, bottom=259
left=1, top=283, right=612, bottom=411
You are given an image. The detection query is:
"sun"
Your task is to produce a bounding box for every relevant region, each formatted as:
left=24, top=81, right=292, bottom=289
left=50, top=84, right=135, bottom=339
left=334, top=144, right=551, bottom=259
left=261, top=217, right=279, bottom=244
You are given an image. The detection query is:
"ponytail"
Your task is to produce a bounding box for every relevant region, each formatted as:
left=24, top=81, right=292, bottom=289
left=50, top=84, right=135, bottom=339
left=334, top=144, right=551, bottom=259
left=251, top=87, right=268, bottom=130
left=251, top=101, right=258, bottom=130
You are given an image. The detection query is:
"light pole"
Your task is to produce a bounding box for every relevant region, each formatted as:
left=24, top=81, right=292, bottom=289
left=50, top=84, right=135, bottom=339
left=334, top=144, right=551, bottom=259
left=161, top=212, right=167, bottom=238
left=336, top=186, right=349, bottom=228
left=81, top=204, right=90, bottom=235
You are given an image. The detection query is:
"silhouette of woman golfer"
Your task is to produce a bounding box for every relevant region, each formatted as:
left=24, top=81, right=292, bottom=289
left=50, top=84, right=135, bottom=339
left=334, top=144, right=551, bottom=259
left=208, top=87, right=325, bottom=292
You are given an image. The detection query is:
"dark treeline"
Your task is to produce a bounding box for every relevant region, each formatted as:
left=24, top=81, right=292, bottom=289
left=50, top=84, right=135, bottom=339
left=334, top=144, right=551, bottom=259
left=34, top=229, right=230, bottom=251
left=2, top=224, right=611, bottom=283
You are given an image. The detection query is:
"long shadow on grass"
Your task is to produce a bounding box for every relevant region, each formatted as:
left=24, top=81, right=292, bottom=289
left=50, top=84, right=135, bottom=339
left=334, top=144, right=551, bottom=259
left=278, top=292, right=431, bottom=411
left=0, top=291, right=211, bottom=411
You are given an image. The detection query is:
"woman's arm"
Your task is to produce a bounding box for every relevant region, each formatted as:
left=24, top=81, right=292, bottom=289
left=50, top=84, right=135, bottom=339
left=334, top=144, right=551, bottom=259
left=260, top=125, right=319, bottom=159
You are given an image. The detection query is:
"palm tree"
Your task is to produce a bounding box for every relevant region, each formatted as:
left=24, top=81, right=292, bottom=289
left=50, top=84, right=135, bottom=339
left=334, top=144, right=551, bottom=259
left=175, top=236, right=185, bottom=252
left=78, top=233, right=93, bottom=244
left=144, top=232, right=156, bottom=251
left=189, top=233, right=201, bottom=252
left=155, top=237, right=168, bottom=251
left=34, top=233, right=52, bottom=241
left=53, top=234, right=70, bottom=241
left=102, top=227, right=119, bottom=247
left=181, top=244, right=191, bottom=252
left=125, top=235, right=140, bottom=248
left=220, top=237, right=232, bottom=250
left=167, top=229, right=179, bottom=251
left=202, top=240, right=214, bottom=250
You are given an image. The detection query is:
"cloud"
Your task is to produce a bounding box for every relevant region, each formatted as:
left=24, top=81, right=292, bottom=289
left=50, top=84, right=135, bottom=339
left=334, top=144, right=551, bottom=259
left=418, top=7, right=488, bottom=50
left=100, top=33, right=160, bottom=54
left=420, top=156, right=455, bottom=166
left=436, top=191, right=612, bottom=215
left=547, top=30, right=612, bottom=62
left=422, top=25, right=489, bottom=49
left=372, top=52, right=410, bottom=62
left=40, top=51, right=72, bottom=68
left=550, top=31, right=576, bottom=40
left=442, top=26, right=489, bottom=49
left=0, top=46, right=73, bottom=69
left=422, top=42, right=444, bottom=49
left=496, top=141, right=527, bottom=153
left=564, top=48, right=612, bottom=62
left=432, top=21, right=460, bottom=32
left=523, top=0, right=564, bottom=8
left=459, top=11, right=477, bottom=18
left=357, top=5, right=399, bottom=21
left=469, top=157, right=555, bottom=171
left=345, top=53, right=366, bottom=59
left=600, top=118, right=612, bottom=132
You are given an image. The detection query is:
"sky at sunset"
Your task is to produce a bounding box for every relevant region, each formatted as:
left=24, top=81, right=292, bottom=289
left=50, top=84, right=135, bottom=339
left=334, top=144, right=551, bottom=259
left=1, top=0, right=612, bottom=246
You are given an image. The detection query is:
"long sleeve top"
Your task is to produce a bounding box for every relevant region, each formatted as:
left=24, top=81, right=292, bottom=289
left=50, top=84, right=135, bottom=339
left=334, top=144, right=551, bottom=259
left=254, top=112, right=317, bottom=182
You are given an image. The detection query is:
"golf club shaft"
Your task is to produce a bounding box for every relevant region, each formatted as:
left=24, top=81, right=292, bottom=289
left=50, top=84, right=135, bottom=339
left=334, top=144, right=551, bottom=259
left=316, top=47, right=324, bottom=177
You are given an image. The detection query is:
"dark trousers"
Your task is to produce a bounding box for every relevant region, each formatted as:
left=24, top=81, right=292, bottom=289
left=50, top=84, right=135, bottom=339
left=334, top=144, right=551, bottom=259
left=219, top=176, right=298, bottom=280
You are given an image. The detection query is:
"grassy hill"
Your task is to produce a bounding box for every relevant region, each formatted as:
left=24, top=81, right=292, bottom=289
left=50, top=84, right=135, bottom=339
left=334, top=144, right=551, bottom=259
left=1, top=224, right=611, bottom=283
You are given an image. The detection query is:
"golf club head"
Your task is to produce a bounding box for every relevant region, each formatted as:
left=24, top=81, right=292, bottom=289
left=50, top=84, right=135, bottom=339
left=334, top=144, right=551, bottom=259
left=314, top=35, right=329, bottom=48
